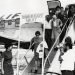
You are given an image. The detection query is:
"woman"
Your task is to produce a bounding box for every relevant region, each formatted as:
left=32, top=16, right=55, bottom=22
left=68, top=5, right=75, bottom=18
left=30, top=31, right=43, bottom=73
left=51, top=15, right=62, bottom=45
left=2, top=44, right=13, bottom=75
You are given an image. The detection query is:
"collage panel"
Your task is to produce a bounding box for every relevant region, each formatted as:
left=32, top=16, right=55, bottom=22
left=0, top=13, right=21, bottom=75
left=44, top=0, right=75, bottom=75
left=18, top=22, right=44, bottom=75
left=44, top=1, right=61, bottom=73
left=0, top=0, right=48, bottom=75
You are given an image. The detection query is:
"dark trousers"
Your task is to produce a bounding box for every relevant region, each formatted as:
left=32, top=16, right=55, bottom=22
left=61, top=70, right=74, bottom=75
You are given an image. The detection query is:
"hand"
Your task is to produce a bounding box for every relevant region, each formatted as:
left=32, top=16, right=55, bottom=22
left=2, top=70, right=4, bottom=74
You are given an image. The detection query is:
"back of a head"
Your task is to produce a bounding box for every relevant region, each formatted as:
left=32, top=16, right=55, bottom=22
left=55, top=6, right=61, bottom=11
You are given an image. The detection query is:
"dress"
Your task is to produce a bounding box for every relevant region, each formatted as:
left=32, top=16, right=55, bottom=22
left=31, top=36, right=43, bottom=60
left=2, top=51, right=13, bottom=75
left=51, top=18, right=62, bottom=45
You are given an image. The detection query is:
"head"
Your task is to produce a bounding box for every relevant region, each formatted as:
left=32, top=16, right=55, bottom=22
left=70, top=5, right=75, bottom=13
left=55, top=6, right=61, bottom=14
left=45, top=15, right=50, bottom=22
left=60, top=7, right=64, bottom=14
left=65, top=6, right=69, bottom=15
left=35, top=31, right=41, bottom=37
left=52, top=15, right=57, bottom=20
left=5, top=44, right=13, bottom=51
left=65, top=36, right=72, bottom=44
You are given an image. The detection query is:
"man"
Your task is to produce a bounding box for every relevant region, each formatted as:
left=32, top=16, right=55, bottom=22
left=61, top=43, right=75, bottom=75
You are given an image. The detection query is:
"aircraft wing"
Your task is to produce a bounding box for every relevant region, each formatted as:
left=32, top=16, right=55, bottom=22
left=0, top=34, right=30, bottom=49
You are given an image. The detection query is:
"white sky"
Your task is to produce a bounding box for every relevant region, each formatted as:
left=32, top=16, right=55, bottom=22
left=0, top=0, right=75, bottom=17
left=60, top=0, right=75, bottom=8
left=0, top=0, right=48, bottom=16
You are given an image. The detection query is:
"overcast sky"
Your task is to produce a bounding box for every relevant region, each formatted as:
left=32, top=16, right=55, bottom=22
left=60, top=0, right=75, bottom=8
left=0, top=0, right=48, bottom=16
left=0, top=0, right=75, bottom=17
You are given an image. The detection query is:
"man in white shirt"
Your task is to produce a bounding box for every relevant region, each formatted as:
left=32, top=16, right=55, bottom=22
left=61, top=43, right=75, bottom=75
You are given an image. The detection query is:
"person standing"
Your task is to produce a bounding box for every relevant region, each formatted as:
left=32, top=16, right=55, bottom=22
left=51, top=15, right=62, bottom=46
left=2, top=44, right=13, bottom=75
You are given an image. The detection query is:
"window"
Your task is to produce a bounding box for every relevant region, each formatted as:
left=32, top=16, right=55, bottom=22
left=15, top=18, right=20, bottom=27
left=0, top=20, right=5, bottom=28
left=8, top=20, right=12, bottom=25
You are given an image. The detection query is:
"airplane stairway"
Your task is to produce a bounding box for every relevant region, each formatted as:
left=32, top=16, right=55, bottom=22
left=20, top=16, right=75, bottom=75
left=44, top=16, right=75, bottom=74
left=20, top=53, right=42, bottom=75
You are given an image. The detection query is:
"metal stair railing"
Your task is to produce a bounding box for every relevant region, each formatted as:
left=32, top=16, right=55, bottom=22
left=44, top=15, right=75, bottom=71
left=21, top=43, right=37, bottom=75
left=62, top=18, right=75, bottom=43
left=19, top=42, right=34, bottom=66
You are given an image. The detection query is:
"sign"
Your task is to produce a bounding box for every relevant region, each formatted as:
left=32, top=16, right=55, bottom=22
left=21, top=13, right=44, bottom=24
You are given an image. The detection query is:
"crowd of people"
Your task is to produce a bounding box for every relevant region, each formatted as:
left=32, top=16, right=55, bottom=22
left=45, top=4, right=75, bottom=75
left=45, top=5, right=75, bottom=49
left=46, top=36, right=75, bottom=75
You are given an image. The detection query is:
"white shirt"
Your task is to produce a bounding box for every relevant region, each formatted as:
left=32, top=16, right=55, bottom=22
left=61, top=49, right=75, bottom=71
left=36, top=41, right=48, bottom=58
left=45, top=20, right=52, bottom=29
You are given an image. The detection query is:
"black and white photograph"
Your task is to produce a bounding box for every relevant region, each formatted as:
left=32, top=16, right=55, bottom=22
left=44, top=0, right=75, bottom=75
left=0, top=0, right=75, bottom=75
